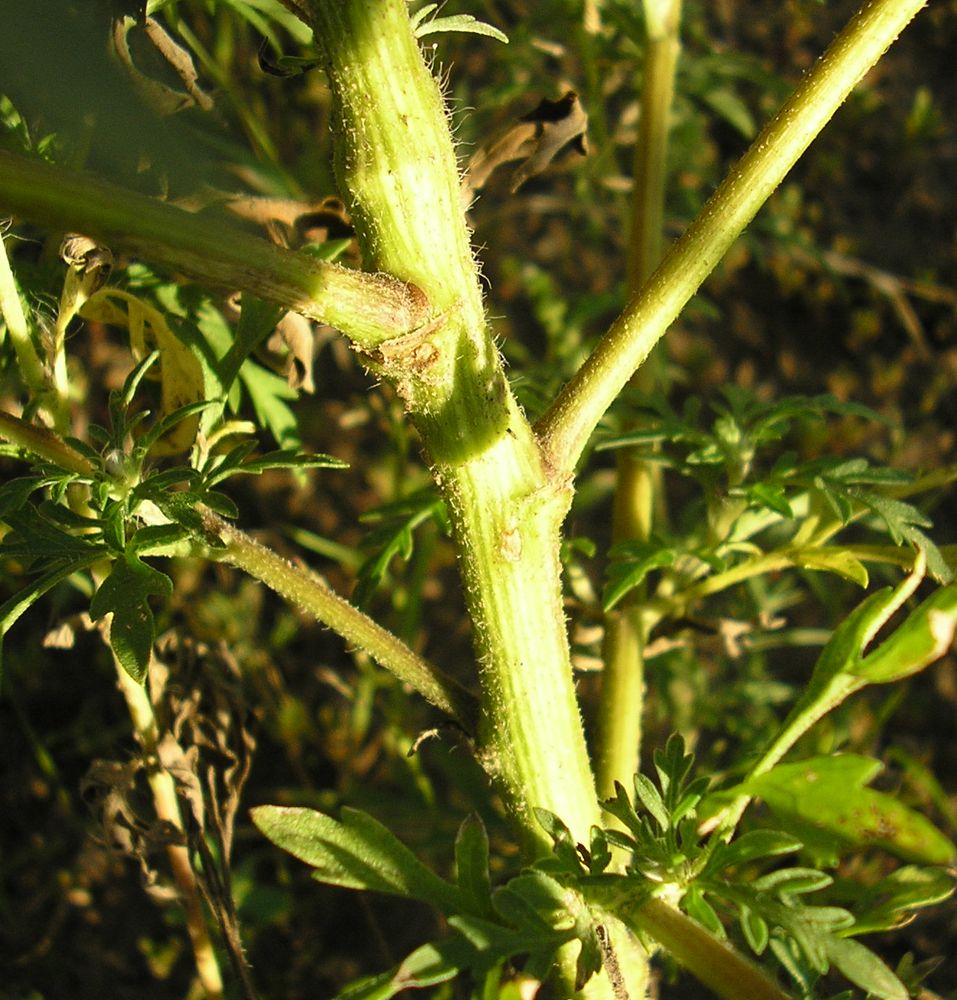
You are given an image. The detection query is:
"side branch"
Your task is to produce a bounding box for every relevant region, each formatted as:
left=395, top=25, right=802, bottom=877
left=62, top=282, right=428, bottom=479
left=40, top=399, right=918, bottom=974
left=200, top=509, right=478, bottom=730
left=0, top=150, right=427, bottom=348
left=535, top=0, right=927, bottom=474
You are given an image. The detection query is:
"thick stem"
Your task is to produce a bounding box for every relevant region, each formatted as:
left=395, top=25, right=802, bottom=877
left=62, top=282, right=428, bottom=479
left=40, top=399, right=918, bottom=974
left=304, top=0, right=602, bottom=853
left=0, top=150, right=426, bottom=348
left=536, top=0, right=929, bottom=473
left=303, top=4, right=638, bottom=994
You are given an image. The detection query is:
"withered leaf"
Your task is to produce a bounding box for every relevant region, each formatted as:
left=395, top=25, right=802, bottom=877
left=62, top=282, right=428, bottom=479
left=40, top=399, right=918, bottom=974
left=271, top=312, right=317, bottom=393
left=464, top=91, right=588, bottom=199
left=112, top=14, right=213, bottom=116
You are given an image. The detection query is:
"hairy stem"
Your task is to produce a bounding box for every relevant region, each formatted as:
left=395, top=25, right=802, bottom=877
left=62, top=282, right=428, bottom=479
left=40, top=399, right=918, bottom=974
left=200, top=509, right=478, bottom=730
left=299, top=2, right=643, bottom=994
left=304, top=0, right=600, bottom=849
left=0, top=150, right=426, bottom=348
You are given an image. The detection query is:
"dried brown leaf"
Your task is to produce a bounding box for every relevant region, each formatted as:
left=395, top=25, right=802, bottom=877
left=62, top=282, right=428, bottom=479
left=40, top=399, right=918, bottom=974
left=111, top=15, right=213, bottom=116
left=463, top=91, right=588, bottom=200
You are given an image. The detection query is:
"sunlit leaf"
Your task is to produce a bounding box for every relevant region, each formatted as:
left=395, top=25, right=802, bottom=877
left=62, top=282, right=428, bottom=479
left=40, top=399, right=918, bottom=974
left=790, top=546, right=869, bottom=587
left=251, top=805, right=466, bottom=914
left=741, top=756, right=956, bottom=865
left=415, top=14, right=508, bottom=44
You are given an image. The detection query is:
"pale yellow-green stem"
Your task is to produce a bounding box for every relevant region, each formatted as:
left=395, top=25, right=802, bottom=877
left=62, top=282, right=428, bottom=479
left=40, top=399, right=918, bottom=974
left=287, top=3, right=646, bottom=995
left=0, top=230, right=70, bottom=431
left=114, top=655, right=225, bottom=1000
left=537, top=0, right=930, bottom=474
left=301, top=0, right=602, bottom=856
left=596, top=0, right=682, bottom=800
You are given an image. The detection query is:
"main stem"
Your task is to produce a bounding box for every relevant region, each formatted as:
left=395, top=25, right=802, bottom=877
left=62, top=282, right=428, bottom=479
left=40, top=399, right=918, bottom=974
left=304, top=8, right=644, bottom=994
left=303, top=0, right=600, bottom=859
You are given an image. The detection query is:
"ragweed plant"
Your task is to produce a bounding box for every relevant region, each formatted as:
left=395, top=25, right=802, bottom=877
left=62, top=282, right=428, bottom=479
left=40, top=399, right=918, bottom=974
left=1, top=1, right=955, bottom=998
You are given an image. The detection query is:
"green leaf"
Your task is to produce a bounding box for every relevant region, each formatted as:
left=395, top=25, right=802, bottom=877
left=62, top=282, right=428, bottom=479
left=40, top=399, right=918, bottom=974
left=336, top=938, right=472, bottom=999
left=415, top=14, right=508, bottom=44
left=745, top=481, right=793, bottom=517
left=793, top=583, right=900, bottom=704
left=136, top=399, right=219, bottom=456
left=448, top=912, right=562, bottom=972
left=231, top=449, right=347, bottom=478
left=534, top=808, right=586, bottom=874
left=354, top=489, right=447, bottom=607
left=741, top=756, right=956, bottom=865
left=790, top=546, right=869, bottom=587
left=251, top=805, right=465, bottom=914
left=0, top=475, right=44, bottom=517
left=702, top=87, right=756, bottom=138
left=857, top=491, right=930, bottom=544
left=128, top=523, right=190, bottom=556
left=851, top=865, right=955, bottom=934
left=683, top=884, right=724, bottom=937
left=751, top=867, right=833, bottom=896
left=602, top=543, right=675, bottom=611
left=854, top=583, right=957, bottom=683
left=0, top=506, right=104, bottom=562
left=89, top=552, right=173, bottom=683
left=823, top=936, right=907, bottom=1000
left=239, top=361, right=301, bottom=450
left=633, top=772, right=670, bottom=831
left=492, top=874, right=563, bottom=933
left=654, top=732, right=697, bottom=803
left=709, top=829, right=804, bottom=873
left=586, top=826, right=612, bottom=875
left=738, top=904, right=769, bottom=954
left=455, top=814, right=494, bottom=918
left=223, top=295, right=287, bottom=393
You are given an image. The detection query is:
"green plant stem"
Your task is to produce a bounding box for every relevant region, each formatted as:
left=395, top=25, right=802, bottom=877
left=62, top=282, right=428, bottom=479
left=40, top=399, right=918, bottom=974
left=626, top=0, right=681, bottom=295
left=300, top=0, right=600, bottom=851
left=0, top=409, right=95, bottom=474
left=619, top=897, right=792, bottom=1000
left=0, top=230, right=70, bottom=431
left=0, top=231, right=45, bottom=391
left=596, top=0, right=682, bottom=801
left=113, top=652, right=225, bottom=1000
left=536, top=0, right=929, bottom=473
left=0, top=150, right=425, bottom=348
left=199, top=508, right=478, bottom=731
left=297, top=3, right=647, bottom=993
